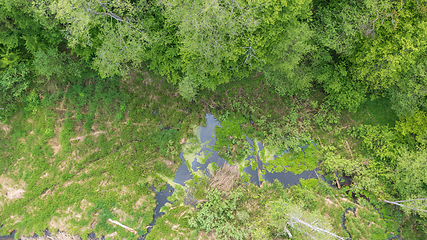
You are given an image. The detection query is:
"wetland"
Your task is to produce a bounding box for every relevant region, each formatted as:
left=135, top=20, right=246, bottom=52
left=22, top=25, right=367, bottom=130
left=0, top=71, right=425, bottom=239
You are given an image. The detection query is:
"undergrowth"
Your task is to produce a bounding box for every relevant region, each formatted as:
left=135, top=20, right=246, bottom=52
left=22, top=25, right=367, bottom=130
left=0, top=70, right=425, bottom=239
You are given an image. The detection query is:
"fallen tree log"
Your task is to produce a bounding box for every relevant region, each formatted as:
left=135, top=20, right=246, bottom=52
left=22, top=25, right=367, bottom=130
left=107, top=219, right=138, bottom=234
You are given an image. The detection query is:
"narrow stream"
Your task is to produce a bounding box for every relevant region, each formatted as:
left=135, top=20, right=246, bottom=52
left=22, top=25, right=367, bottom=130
left=0, top=231, right=14, bottom=240
left=341, top=207, right=355, bottom=239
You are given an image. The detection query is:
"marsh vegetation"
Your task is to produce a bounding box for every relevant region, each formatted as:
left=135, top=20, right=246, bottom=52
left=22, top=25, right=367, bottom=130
left=2, top=0, right=427, bottom=238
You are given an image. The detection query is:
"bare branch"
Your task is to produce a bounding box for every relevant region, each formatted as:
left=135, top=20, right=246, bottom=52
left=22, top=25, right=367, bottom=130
left=82, top=3, right=144, bottom=34
left=283, top=225, right=293, bottom=239
left=367, top=9, right=379, bottom=37
left=101, top=4, right=123, bottom=21
left=107, top=219, right=138, bottom=234
left=289, top=217, right=348, bottom=240
left=394, top=198, right=427, bottom=203
left=117, top=23, right=129, bottom=51
left=383, top=200, right=427, bottom=213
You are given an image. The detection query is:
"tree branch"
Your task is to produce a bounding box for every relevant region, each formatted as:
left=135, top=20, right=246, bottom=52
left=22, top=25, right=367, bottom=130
left=383, top=199, right=427, bottom=213
left=284, top=225, right=293, bottom=239
left=394, top=198, right=427, bottom=203
left=367, top=10, right=379, bottom=37
left=289, top=217, right=348, bottom=240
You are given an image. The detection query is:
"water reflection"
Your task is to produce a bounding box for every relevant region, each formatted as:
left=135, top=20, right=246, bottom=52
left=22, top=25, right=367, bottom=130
left=190, top=114, right=226, bottom=173
left=178, top=113, right=318, bottom=187
left=173, top=152, right=193, bottom=186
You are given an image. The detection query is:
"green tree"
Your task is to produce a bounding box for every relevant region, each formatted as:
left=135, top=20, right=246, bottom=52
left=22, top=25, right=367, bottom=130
left=310, top=0, right=375, bottom=110
left=394, top=148, right=427, bottom=202
left=313, top=0, right=367, bottom=55
left=0, top=62, right=30, bottom=120
left=263, top=23, right=315, bottom=96
left=159, top=0, right=313, bottom=95
left=0, top=0, right=63, bottom=65
left=162, top=0, right=260, bottom=90
left=396, top=111, right=427, bottom=137
left=34, top=0, right=147, bottom=77
left=388, top=56, right=427, bottom=116
left=317, top=61, right=368, bottom=111
left=33, top=48, right=82, bottom=83
left=350, top=0, right=427, bottom=111
left=311, top=0, right=427, bottom=112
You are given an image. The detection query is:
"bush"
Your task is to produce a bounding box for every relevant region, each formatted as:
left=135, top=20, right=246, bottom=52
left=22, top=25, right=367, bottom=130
left=33, top=48, right=81, bottom=83
left=0, top=62, right=31, bottom=120
left=189, top=188, right=247, bottom=239
left=236, top=210, right=250, bottom=223
left=179, top=77, right=197, bottom=101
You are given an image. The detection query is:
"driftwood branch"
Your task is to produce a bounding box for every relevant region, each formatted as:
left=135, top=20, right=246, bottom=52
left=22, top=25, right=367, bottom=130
left=394, top=198, right=427, bottom=203
left=283, top=225, right=293, bottom=239
left=107, top=219, right=138, bottom=234
left=289, top=217, right=347, bottom=240
left=334, top=171, right=341, bottom=189
left=383, top=200, right=427, bottom=213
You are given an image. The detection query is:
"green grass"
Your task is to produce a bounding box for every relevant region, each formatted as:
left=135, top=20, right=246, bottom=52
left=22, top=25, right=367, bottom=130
left=0, top=70, right=207, bottom=238
left=349, top=96, right=399, bottom=127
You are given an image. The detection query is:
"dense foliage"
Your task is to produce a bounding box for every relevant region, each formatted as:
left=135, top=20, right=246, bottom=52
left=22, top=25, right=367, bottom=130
left=0, top=0, right=423, bottom=107
left=2, top=0, right=427, bottom=239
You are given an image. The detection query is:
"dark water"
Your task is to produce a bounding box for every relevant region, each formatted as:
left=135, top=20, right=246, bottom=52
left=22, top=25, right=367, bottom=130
left=0, top=227, right=14, bottom=240
left=242, top=135, right=318, bottom=187
left=144, top=113, right=322, bottom=238
left=242, top=154, right=260, bottom=186
left=0, top=234, right=14, bottom=240
left=242, top=136, right=260, bottom=186
left=341, top=207, right=355, bottom=239
left=173, top=152, right=193, bottom=186
left=139, top=184, right=175, bottom=239
left=151, top=185, right=175, bottom=220
left=263, top=170, right=317, bottom=187
left=190, top=114, right=226, bottom=173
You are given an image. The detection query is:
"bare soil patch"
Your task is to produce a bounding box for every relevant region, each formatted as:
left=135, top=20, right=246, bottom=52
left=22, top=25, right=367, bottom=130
left=49, top=138, right=62, bottom=155
left=48, top=206, right=90, bottom=234
left=321, top=195, right=337, bottom=207
left=0, top=175, right=26, bottom=202
left=112, top=208, right=133, bottom=222
left=0, top=122, right=11, bottom=135
left=164, top=159, right=174, bottom=169
left=69, top=131, right=106, bottom=143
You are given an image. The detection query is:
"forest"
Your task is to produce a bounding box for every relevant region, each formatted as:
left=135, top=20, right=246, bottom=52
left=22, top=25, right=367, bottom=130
left=1, top=0, right=427, bottom=239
